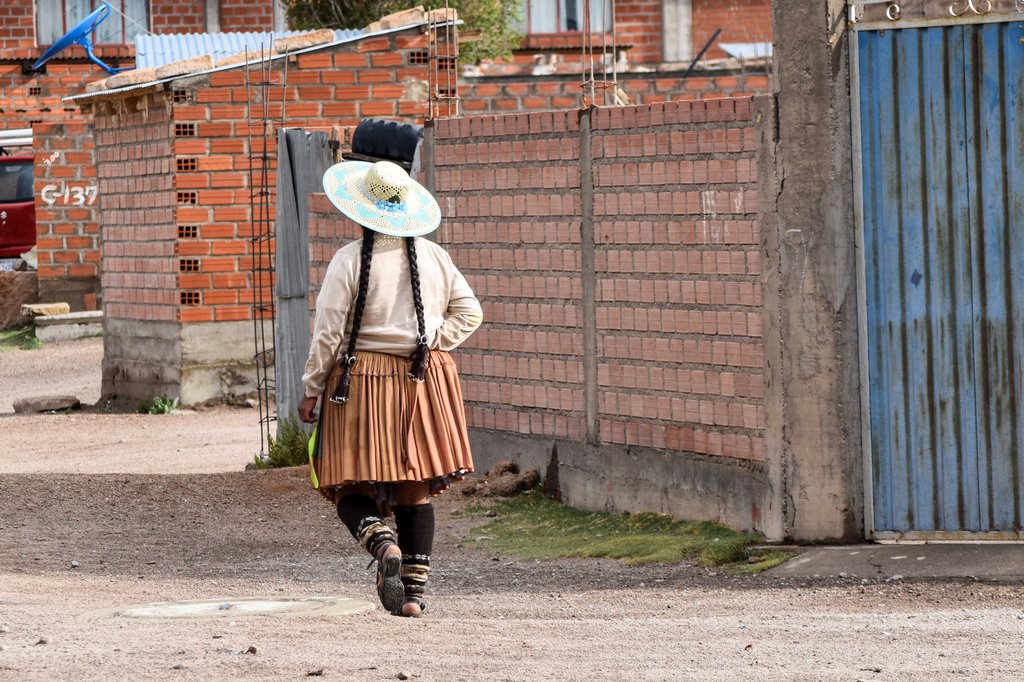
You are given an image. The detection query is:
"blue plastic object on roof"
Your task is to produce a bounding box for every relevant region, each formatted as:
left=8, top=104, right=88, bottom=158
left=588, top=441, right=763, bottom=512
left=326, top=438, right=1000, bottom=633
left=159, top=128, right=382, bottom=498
left=32, top=1, right=132, bottom=75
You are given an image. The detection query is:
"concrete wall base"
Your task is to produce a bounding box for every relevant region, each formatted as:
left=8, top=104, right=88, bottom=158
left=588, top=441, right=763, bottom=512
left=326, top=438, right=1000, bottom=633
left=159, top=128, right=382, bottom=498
left=102, top=317, right=182, bottom=407
left=102, top=319, right=268, bottom=407
left=469, top=430, right=771, bottom=535
left=180, top=320, right=269, bottom=406
left=35, top=311, right=103, bottom=342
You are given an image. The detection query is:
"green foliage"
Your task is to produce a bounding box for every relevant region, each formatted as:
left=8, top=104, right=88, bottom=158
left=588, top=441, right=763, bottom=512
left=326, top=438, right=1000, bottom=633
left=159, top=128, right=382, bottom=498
left=253, top=416, right=312, bottom=469
left=136, top=396, right=180, bottom=414
left=282, top=0, right=523, bottom=63
left=435, top=0, right=523, bottom=64
left=461, top=491, right=776, bottom=569
left=730, top=549, right=796, bottom=574
left=283, top=0, right=398, bottom=31
left=0, top=324, right=41, bottom=351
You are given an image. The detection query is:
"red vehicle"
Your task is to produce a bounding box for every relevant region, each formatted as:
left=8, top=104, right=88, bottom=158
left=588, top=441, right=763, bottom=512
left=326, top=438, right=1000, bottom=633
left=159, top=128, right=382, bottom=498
left=0, top=153, right=35, bottom=258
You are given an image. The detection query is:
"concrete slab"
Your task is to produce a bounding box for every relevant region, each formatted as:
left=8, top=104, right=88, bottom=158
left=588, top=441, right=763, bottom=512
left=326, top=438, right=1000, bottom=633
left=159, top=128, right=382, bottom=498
left=34, top=310, right=103, bottom=342
left=770, top=543, right=1024, bottom=581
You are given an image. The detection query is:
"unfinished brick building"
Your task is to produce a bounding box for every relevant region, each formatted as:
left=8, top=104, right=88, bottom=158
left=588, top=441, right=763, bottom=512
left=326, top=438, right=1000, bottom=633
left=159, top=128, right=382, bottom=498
left=1, top=0, right=283, bottom=307
left=63, top=21, right=445, bottom=405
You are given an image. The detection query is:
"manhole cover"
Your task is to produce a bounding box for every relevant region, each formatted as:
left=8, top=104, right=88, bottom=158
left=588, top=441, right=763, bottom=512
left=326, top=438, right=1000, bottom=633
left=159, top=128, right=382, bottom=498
left=88, top=596, right=374, bottom=621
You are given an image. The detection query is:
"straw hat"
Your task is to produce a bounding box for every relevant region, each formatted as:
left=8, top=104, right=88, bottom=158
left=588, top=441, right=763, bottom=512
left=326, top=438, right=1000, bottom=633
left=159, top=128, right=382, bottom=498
left=322, top=160, right=441, bottom=237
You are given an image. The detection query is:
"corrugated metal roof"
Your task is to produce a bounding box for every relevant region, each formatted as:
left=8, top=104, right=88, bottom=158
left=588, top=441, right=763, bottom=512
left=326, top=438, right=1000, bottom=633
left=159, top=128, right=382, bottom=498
left=65, top=21, right=451, bottom=102
left=135, top=29, right=364, bottom=68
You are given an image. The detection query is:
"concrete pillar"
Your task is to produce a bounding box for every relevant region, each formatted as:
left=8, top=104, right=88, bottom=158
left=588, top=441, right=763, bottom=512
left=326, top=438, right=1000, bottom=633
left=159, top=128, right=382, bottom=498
left=205, top=0, right=220, bottom=32
left=764, top=0, right=863, bottom=541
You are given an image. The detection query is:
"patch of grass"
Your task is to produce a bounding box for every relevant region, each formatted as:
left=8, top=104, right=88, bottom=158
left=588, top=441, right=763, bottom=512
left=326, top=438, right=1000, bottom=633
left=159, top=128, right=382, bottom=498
left=136, top=396, right=180, bottom=414
left=0, top=324, right=41, bottom=351
left=728, top=549, right=797, bottom=574
left=460, top=491, right=771, bottom=568
left=253, top=416, right=311, bottom=469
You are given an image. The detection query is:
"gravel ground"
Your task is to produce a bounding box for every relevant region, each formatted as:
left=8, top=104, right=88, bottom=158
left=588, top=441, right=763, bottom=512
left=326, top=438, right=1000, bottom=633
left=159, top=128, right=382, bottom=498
left=2, top=338, right=1024, bottom=680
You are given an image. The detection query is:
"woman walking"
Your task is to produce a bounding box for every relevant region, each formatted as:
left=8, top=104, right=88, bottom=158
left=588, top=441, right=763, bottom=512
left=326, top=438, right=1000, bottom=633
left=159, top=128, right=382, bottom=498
left=297, top=160, right=482, bottom=617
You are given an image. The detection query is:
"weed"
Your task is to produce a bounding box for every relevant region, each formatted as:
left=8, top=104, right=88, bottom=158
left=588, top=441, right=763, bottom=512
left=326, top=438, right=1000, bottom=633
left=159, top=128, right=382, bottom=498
left=729, top=549, right=797, bottom=574
left=0, top=324, right=41, bottom=351
left=252, top=416, right=311, bottom=469
left=137, top=396, right=180, bottom=414
left=461, top=491, right=781, bottom=569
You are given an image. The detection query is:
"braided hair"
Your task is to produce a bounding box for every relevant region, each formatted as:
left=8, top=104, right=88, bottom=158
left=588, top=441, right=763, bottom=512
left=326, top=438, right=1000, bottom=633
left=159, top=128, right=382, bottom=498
left=329, top=228, right=375, bottom=404
left=406, top=236, right=429, bottom=382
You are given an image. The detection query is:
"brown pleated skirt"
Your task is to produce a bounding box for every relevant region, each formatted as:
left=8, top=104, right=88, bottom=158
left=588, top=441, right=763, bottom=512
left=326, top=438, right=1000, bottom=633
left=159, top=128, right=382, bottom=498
left=311, top=350, right=474, bottom=509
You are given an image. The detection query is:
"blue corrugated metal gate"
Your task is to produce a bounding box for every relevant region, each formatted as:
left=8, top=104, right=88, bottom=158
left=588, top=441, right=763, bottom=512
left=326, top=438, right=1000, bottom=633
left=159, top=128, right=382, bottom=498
left=858, top=20, right=1024, bottom=536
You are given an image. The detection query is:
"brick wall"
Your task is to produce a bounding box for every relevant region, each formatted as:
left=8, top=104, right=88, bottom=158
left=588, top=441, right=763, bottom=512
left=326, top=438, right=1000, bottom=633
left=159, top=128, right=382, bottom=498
left=33, top=121, right=100, bottom=310
left=304, top=99, right=769, bottom=524
left=219, top=0, right=276, bottom=31
left=0, top=0, right=34, bottom=51
left=15, top=25, right=445, bottom=404
left=428, top=99, right=765, bottom=461
left=0, top=60, right=131, bottom=131
left=152, top=0, right=208, bottom=33
left=513, top=0, right=771, bottom=66
left=155, top=29, right=433, bottom=325
left=92, top=91, right=177, bottom=324
left=460, top=68, right=769, bottom=114
left=612, top=0, right=661, bottom=65
left=694, top=0, right=773, bottom=60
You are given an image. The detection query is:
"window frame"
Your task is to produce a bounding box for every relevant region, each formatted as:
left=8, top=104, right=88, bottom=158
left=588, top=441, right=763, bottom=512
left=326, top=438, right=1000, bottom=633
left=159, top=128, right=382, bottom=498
left=521, top=0, right=613, bottom=36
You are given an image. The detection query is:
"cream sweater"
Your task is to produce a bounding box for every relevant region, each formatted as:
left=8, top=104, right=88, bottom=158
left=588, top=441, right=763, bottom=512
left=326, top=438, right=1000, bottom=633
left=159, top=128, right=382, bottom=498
left=302, top=236, right=483, bottom=398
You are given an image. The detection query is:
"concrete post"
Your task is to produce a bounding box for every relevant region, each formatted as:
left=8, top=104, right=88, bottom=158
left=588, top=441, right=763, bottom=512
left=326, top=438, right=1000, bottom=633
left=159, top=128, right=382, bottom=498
left=766, top=0, right=863, bottom=541
left=206, top=0, right=220, bottom=32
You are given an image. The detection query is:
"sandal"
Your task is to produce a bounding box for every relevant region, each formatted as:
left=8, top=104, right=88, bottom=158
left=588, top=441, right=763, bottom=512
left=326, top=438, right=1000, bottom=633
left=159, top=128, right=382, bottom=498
left=374, top=547, right=405, bottom=615
left=399, top=597, right=427, bottom=618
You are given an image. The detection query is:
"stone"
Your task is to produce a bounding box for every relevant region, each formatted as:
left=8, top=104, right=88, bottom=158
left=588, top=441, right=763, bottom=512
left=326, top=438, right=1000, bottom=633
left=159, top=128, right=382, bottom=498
left=273, top=29, right=336, bottom=53
left=20, top=302, right=70, bottom=317
left=12, top=396, right=81, bottom=414
left=155, top=55, right=215, bottom=80
left=427, top=7, right=457, bottom=24
left=103, top=67, right=160, bottom=89
left=365, top=7, right=426, bottom=33
left=34, top=310, right=103, bottom=342
left=0, top=271, right=38, bottom=329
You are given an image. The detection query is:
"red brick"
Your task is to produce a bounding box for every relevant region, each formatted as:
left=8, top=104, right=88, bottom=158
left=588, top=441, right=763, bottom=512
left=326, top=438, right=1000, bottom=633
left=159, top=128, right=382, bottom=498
left=334, top=53, right=369, bottom=68
left=356, top=37, right=391, bottom=53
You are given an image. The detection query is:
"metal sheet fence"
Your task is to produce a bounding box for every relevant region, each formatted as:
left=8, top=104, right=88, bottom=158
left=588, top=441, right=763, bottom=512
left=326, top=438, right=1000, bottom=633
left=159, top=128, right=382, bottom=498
left=859, top=22, right=1024, bottom=534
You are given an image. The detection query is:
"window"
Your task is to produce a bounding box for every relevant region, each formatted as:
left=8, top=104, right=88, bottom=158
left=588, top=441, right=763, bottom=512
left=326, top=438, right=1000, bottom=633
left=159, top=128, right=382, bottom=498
left=0, top=160, right=34, bottom=203
left=37, top=0, right=149, bottom=46
left=519, top=0, right=612, bottom=33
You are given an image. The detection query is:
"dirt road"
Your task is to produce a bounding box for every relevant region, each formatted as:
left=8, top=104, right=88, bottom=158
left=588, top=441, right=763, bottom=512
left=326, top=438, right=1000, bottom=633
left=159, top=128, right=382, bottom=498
left=2, top=339, right=1023, bottom=680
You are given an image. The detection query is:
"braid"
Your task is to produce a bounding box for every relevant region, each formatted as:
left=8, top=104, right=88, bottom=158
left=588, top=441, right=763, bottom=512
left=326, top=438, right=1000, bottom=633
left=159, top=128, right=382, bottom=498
left=406, top=237, right=430, bottom=382
left=329, top=228, right=375, bottom=404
